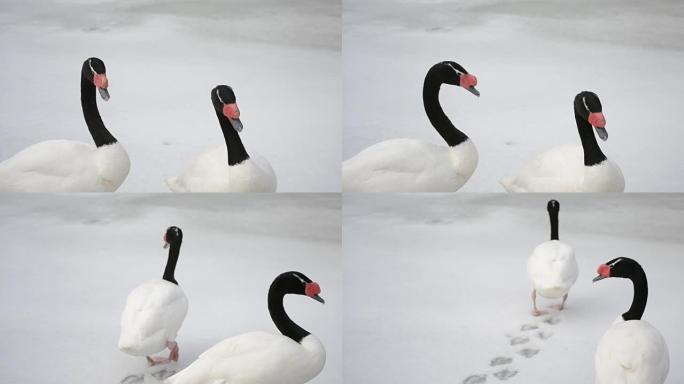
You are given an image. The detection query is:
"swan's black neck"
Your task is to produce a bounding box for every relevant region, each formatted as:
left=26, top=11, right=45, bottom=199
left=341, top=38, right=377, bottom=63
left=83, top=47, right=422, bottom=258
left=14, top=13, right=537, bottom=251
left=162, top=241, right=181, bottom=285
left=574, top=114, right=606, bottom=166
left=548, top=208, right=559, bottom=241
left=622, top=267, right=648, bottom=321
left=81, top=76, right=116, bottom=147
left=215, top=110, right=249, bottom=166
left=268, top=284, right=310, bottom=343
left=423, top=67, right=468, bottom=147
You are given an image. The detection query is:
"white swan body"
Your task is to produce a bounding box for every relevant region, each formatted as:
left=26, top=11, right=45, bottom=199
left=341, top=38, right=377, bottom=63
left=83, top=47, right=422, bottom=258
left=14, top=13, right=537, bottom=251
left=165, top=333, right=325, bottom=384
left=500, top=145, right=624, bottom=192
left=342, top=138, right=478, bottom=192
left=527, top=240, right=578, bottom=299
left=595, top=319, right=669, bottom=384
left=119, top=279, right=188, bottom=356
left=0, top=140, right=129, bottom=192
left=167, top=147, right=276, bottom=192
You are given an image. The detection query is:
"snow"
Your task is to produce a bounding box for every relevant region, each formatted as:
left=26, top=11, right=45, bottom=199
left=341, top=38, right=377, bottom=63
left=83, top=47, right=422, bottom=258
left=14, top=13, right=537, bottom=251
left=343, top=0, right=684, bottom=192
left=0, top=0, right=341, bottom=192
left=0, top=194, right=341, bottom=384
left=344, top=193, right=684, bottom=383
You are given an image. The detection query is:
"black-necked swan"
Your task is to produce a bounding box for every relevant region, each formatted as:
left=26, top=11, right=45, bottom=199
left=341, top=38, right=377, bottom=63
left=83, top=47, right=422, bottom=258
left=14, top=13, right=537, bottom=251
left=166, top=85, right=276, bottom=192
left=0, top=57, right=130, bottom=192
left=593, top=257, right=669, bottom=383
left=119, top=226, right=189, bottom=366
left=501, top=91, right=624, bottom=192
left=527, top=200, right=578, bottom=316
left=342, top=61, right=480, bottom=192
left=165, top=271, right=325, bottom=384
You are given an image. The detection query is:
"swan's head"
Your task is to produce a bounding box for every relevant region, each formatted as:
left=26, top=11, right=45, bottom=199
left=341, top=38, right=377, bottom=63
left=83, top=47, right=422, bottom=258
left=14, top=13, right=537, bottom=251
left=437, top=61, right=480, bottom=97
left=211, top=85, right=243, bottom=132
left=274, top=271, right=325, bottom=304
left=593, top=257, right=640, bottom=282
left=574, top=91, right=607, bottom=141
left=547, top=199, right=559, bottom=214
left=163, top=226, right=183, bottom=249
left=82, top=57, right=110, bottom=101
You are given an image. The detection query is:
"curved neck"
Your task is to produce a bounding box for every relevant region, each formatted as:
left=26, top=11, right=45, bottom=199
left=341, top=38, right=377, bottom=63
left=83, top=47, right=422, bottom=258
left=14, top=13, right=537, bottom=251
left=162, top=241, right=181, bottom=285
left=215, top=110, right=249, bottom=166
left=81, top=76, right=116, bottom=147
left=268, top=289, right=310, bottom=343
left=623, top=267, right=648, bottom=321
left=548, top=209, right=559, bottom=240
left=423, top=67, right=468, bottom=147
left=574, top=114, right=606, bottom=166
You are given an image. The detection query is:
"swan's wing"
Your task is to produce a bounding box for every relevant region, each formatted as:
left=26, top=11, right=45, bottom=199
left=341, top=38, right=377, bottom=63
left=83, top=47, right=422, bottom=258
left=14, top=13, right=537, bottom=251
left=343, top=139, right=459, bottom=191
left=0, top=140, right=97, bottom=190
left=119, top=281, right=188, bottom=353
left=502, top=145, right=584, bottom=192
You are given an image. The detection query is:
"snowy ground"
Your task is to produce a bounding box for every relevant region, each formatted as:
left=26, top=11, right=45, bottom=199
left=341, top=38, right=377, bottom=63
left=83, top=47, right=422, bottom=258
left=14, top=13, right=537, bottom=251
left=344, top=194, right=684, bottom=383
left=0, top=194, right=342, bottom=384
left=343, top=0, right=684, bottom=192
left=0, top=0, right=341, bottom=192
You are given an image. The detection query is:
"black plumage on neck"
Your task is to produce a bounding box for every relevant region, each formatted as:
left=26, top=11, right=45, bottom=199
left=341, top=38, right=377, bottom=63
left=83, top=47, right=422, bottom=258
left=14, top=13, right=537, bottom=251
left=80, top=74, right=116, bottom=147
left=423, top=64, right=469, bottom=147
left=216, top=109, right=250, bottom=166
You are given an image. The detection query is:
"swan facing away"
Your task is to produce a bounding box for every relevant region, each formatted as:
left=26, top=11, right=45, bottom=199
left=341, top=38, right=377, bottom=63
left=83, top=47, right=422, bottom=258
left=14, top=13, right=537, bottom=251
left=166, top=85, right=276, bottom=192
left=527, top=200, right=578, bottom=316
left=165, top=271, right=326, bottom=384
left=342, top=61, right=480, bottom=192
left=119, top=226, right=188, bottom=366
left=501, top=91, right=624, bottom=192
left=0, top=57, right=130, bottom=192
left=593, top=257, right=669, bottom=384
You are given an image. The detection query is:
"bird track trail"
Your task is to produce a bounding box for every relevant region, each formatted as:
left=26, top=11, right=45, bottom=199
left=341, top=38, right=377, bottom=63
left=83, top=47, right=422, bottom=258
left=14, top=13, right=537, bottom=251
left=461, top=310, right=563, bottom=383
left=120, top=367, right=176, bottom=384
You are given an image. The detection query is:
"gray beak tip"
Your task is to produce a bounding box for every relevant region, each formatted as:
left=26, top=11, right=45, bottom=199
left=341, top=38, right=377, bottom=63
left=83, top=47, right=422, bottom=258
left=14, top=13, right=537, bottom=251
left=163, top=243, right=169, bottom=249
left=595, top=127, right=608, bottom=141
left=313, top=295, right=325, bottom=304
left=98, top=88, right=110, bottom=101
left=229, top=118, right=243, bottom=132
left=592, top=275, right=605, bottom=283
left=467, top=86, right=480, bottom=97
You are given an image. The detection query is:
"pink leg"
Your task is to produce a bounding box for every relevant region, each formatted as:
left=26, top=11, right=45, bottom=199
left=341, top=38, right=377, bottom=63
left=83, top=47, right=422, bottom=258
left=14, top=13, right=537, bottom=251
left=551, top=294, right=569, bottom=310
left=145, top=341, right=179, bottom=366
left=168, top=341, right=179, bottom=362
left=531, top=289, right=547, bottom=316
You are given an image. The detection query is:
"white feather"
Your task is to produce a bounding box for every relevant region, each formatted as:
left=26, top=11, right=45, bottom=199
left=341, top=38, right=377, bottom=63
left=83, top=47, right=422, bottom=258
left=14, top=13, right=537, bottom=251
left=167, top=147, right=276, bottom=192
left=119, top=279, right=188, bottom=356
left=0, top=141, right=129, bottom=192
left=527, top=240, right=578, bottom=299
left=501, top=144, right=624, bottom=192
left=165, top=333, right=325, bottom=384
left=342, top=138, right=478, bottom=192
left=595, top=319, right=669, bottom=384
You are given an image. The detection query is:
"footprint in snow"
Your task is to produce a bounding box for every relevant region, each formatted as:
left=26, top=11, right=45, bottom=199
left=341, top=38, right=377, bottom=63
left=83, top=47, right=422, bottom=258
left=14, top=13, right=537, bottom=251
left=510, top=336, right=529, bottom=346
left=517, top=347, right=540, bottom=358
left=543, top=316, right=561, bottom=325
left=490, top=356, right=513, bottom=366
left=151, top=369, right=176, bottom=380
left=120, top=374, right=143, bottom=384
left=493, top=368, right=518, bottom=380
left=463, top=374, right=487, bottom=384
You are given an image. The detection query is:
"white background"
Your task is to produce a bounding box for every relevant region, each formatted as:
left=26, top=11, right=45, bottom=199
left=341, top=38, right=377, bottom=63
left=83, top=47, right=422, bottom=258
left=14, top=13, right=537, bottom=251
left=344, top=0, right=684, bottom=192
left=0, top=0, right=341, bottom=192
left=0, top=194, right=342, bottom=384
left=344, top=193, right=684, bottom=383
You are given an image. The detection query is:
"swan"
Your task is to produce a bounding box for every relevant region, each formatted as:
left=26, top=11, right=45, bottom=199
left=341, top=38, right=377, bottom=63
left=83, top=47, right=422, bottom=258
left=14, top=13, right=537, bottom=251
left=527, top=199, right=578, bottom=316
left=0, top=57, right=130, bottom=192
left=501, top=91, right=624, bottom=192
left=342, top=61, right=480, bottom=192
left=165, top=271, right=326, bottom=384
left=166, top=85, right=276, bottom=192
left=119, top=226, right=189, bottom=366
left=593, top=257, right=669, bottom=384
